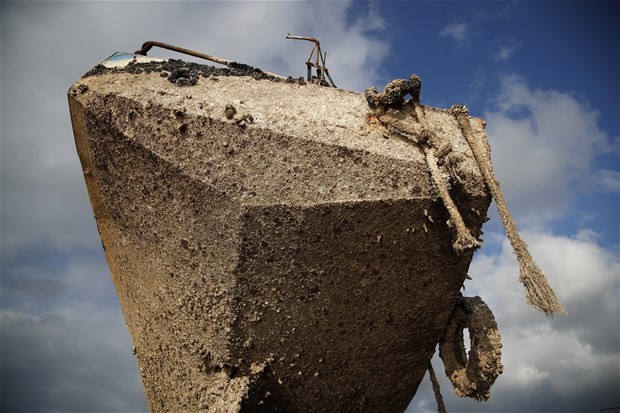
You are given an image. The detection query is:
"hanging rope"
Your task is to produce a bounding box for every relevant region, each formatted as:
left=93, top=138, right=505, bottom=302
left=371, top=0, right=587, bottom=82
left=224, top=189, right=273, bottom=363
left=428, top=359, right=447, bottom=413
left=450, top=105, right=566, bottom=317
left=413, top=104, right=481, bottom=253
left=365, top=75, right=481, bottom=254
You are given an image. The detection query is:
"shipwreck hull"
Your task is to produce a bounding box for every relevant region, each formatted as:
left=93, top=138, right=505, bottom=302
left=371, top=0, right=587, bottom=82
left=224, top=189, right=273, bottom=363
left=68, top=53, right=491, bottom=412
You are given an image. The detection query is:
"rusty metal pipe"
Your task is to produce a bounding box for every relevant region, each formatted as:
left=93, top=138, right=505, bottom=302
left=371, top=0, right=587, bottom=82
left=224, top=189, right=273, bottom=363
left=134, top=41, right=286, bottom=80
left=285, top=34, right=320, bottom=45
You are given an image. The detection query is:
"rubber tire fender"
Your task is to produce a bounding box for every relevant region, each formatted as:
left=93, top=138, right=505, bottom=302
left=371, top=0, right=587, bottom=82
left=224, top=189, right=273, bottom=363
left=438, top=295, right=503, bottom=402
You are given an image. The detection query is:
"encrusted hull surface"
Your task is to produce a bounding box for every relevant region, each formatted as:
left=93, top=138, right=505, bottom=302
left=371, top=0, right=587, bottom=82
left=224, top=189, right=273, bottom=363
left=69, top=54, right=491, bottom=412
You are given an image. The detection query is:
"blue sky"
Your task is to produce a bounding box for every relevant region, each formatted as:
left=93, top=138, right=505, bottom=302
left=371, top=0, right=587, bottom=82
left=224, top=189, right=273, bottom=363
left=1, top=1, right=618, bottom=412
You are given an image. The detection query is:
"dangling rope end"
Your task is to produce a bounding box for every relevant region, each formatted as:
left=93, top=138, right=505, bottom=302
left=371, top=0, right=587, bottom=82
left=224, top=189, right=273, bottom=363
left=428, top=358, right=447, bottom=413
left=520, top=262, right=567, bottom=317
left=453, top=233, right=482, bottom=254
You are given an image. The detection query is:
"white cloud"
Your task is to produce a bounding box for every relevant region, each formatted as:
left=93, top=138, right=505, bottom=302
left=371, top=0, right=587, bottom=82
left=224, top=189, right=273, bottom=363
left=438, top=3, right=516, bottom=46
left=484, top=75, right=617, bottom=223
left=491, top=36, right=521, bottom=61
left=596, top=168, right=620, bottom=192
left=439, top=22, right=468, bottom=42
left=511, top=363, right=550, bottom=391
left=532, top=231, right=616, bottom=301
left=467, top=229, right=619, bottom=329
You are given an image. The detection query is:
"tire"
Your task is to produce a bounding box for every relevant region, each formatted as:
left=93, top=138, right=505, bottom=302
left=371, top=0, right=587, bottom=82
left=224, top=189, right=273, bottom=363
left=438, top=295, right=503, bottom=402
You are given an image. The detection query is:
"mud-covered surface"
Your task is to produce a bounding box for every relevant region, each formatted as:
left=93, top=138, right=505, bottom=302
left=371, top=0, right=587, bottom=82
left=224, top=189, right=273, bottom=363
left=68, top=70, right=494, bottom=412
left=84, top=58, right=306, bottom=86
left=230, top=199, right=486, bottom=412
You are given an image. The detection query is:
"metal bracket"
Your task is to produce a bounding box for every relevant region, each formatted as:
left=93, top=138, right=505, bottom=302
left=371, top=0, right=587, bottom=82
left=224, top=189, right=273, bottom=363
left=286, top=34, right=337, bottom=87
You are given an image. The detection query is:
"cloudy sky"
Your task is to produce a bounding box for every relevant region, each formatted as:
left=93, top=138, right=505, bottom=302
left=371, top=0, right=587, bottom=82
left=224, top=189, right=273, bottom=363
left=1, top=1, right=618, bottom=412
